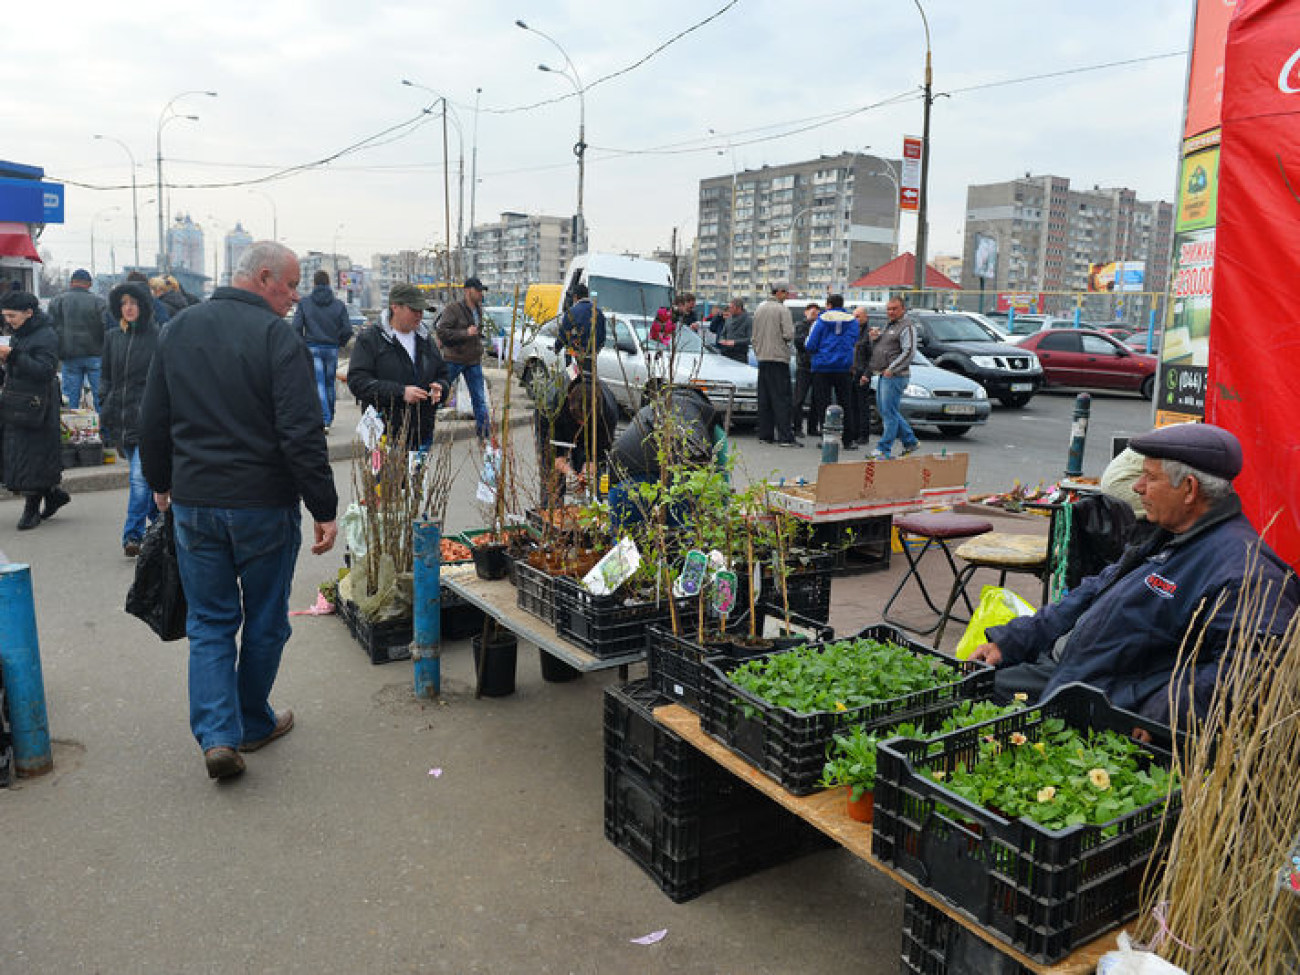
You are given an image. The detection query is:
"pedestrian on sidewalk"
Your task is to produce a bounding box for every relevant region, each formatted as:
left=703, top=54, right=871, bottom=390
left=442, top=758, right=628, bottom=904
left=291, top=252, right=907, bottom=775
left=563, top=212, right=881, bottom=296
left=555, top=282, right=607, bottom=377
left=751, top=280, right=798, bottom=446
left=139, top=241, right=338, bottom=781
left=851, top=305, right=876, bottom=442
left=292, top=269, right=354, bottom=433
left=48, top=268, right=106, bottom=411
left=348, top=283, right=450, bottom=451
left=868, top=296, right=920, bottom=459
left=0, top=291, right=71, bottom=530
left=436, top=277, right=492, bottom=442
left=793, top=302, right=819, bottom=436
left=100, top=282, right=160, bottom=557
left=805, top=294, right=859, bottom=449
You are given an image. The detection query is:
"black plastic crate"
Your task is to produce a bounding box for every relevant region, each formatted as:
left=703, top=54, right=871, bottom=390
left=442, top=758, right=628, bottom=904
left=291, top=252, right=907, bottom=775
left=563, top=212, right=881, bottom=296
left=873, top=683, right=1180, bottom=965
left=799, top=516, right=892, bottom=574
left=900, top=892, right=1032, bottom=975
left=700, top=625, right=993, bottom=796
left=338, top=599, right=412, bottom=664
left=553, top=576, right=694, bottom=660
left=761, top=550, right=834, bottom=623
left=513, top=555, right=556, bottom=625
left=646, top=614, right=832, bottom=713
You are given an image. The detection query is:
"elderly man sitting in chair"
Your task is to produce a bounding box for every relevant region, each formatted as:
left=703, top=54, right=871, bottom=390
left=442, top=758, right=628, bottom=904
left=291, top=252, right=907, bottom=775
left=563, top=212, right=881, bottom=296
left=970, top=423, right=1297, bottom=723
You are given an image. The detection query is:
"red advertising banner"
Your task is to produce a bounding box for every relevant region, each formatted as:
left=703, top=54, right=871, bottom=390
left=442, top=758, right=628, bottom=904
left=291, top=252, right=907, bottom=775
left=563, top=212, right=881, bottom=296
left=899, top=136, right=922, bottom=212
left=1184, top=0, right=1237, bottom=139
left=1208, top=0, right=1300, bottom=567
left=995, top=292, right=1044, bottom=314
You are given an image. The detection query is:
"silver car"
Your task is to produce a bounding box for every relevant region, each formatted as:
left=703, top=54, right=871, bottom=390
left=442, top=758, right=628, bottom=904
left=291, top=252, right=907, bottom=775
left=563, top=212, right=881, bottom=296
left=513, top=315, right=759, bottom=423
left=870, top=350, right=991, bottom=437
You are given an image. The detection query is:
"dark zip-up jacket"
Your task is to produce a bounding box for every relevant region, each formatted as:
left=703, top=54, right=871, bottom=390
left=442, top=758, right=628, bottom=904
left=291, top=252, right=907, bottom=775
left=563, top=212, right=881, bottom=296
left=292, top=284, right=353, bottom=348
left=138, top=287, right=337, bottom=523
left=1, top=311, right=62, bottom=493
left=347, top=315, right=451, bottom=447
left=987, top=495, right=1299, bottom=722
left=100, top=283, right=158, bottom=452
left=436, top=297, right=484, bottom=365
left=48, top=286, right=107, bottom=358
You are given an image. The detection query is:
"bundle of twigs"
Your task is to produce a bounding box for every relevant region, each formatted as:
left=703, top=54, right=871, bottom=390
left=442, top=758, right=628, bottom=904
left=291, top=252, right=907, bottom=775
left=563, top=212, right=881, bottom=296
left=1136, top=553, right=1300, bottom=972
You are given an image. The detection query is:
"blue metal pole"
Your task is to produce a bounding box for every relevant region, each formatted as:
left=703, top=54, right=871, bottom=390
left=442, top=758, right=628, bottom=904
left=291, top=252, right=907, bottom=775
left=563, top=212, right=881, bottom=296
left=1007, top=308, right=1016, bottom=333
left=1064, top=393, right=1091, bottom=478
left=412, top=520, right=441, bottom=699
left=821, top=404, right=843, bottom=464
left=1146, top=309, right=1158, bottom=353
left=1073, top=306, right=1082, bottom=328
left=0, top=564, right=52, bottom=776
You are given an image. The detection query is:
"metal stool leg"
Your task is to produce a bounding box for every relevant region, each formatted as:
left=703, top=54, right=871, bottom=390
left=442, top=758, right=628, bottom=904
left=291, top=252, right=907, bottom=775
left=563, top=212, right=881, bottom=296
left=933, top=562, right=981, bottom=650
left=881, top=536, right=936, bottom=624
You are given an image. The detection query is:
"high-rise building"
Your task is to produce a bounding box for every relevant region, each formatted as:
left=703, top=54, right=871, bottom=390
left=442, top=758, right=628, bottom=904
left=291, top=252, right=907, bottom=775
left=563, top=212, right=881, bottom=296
left=222, top=222, right=253, bottom=287
left=465, top=212, right=578, bottom=294
left=166, top=213, right=205, bottom=276
left=961, top=175, right=1173, bottom=318
left=695, top=152, right=900, bottom=302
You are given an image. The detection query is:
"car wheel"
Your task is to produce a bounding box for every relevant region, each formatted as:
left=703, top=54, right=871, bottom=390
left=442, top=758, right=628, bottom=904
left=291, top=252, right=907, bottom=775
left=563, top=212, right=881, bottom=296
left=1140, top=375, right=1155, bottom=400
left=936, top=425, right=970, bottom=437
left=998, top=393, right=1032, bottom=408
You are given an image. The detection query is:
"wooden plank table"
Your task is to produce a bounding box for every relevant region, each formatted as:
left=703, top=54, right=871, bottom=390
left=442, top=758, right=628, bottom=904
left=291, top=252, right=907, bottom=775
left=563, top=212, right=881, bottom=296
left=655, top=704, right=1122, bottom=975
left=440, top=563, right=643, bottom=673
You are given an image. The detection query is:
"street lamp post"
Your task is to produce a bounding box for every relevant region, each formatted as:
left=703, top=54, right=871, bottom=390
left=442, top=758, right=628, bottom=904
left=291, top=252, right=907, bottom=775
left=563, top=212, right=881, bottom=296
left=248, top=189, right=278, bottom=241
left=708, top=129, right=739, bottom=298
left=469, top=86, right=482, bottom=274
left=156, top=90, right=217, bottom=273
left=911, top=0, right=934, bottom=299
left=90, top=206, right=120, bottom=279
left=333, top=224, right=345, bottom=289
left=93, top=135, right=140, bottom=269
left=517, top=19, right=587, bottom=251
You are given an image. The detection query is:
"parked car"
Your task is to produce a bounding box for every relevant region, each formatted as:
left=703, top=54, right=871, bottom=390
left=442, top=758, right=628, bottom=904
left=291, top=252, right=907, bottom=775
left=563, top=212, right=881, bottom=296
left=868, top=310, right=1043, bottom=408
left=1005, top=313, right=1075, bottom=336
left=952, top=310, right=1010, bottom=340
left=513, top=314, right=759, bottom=424
left=1015, top=328, right=1157, bottom=399
left=1124, top=329, right=1163, bottom=353
left=868, top=349, right=991, bottom=437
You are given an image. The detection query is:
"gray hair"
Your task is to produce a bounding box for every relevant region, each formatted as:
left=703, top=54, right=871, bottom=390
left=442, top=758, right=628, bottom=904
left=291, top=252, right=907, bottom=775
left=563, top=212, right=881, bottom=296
left=1163, top=458, right=1233, bottom=502
left=233, top=241, right=297, bottom=283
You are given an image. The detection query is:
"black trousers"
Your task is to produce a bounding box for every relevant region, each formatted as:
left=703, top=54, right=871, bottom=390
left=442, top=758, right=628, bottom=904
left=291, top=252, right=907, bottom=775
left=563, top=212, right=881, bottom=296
left=811, top=371, right=857, bottom=444
left=756, top=361, right=795, bottom=442
left=793, top=367, right=815, bottom=433
left=850, top=370, right=874, bottom=440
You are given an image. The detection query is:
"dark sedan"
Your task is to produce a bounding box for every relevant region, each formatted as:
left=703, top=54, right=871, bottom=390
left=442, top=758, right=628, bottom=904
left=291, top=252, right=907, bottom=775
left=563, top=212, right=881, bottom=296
left=1016, top=328, right=1157, bottom=399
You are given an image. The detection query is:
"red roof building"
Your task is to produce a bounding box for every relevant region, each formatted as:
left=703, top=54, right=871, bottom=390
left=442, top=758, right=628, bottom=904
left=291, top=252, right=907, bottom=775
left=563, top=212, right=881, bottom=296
left=847, top=252, right=962, bottom=290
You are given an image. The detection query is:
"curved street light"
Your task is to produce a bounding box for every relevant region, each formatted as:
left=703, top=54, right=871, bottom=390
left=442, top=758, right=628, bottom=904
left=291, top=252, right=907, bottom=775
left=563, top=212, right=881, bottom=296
left=401, top=78, right=465, bottom=285
left=156, top=89, right=217, bottom=272
left=92, top=135, right=140, bottom=269
left=911, top=0, right=934, bottom=297
left=517, top=19, right=587, bottom=249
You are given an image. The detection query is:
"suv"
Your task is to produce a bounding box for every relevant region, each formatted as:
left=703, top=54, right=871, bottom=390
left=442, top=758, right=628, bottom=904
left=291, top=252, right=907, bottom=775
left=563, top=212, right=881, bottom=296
left=869, top=310, right=1043, bottom=408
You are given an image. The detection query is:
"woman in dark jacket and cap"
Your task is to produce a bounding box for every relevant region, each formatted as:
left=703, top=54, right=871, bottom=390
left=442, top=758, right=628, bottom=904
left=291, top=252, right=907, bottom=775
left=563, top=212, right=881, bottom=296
left=100, top=282, right=159, bottom=556
left=0, top=291, right=70, bottom=530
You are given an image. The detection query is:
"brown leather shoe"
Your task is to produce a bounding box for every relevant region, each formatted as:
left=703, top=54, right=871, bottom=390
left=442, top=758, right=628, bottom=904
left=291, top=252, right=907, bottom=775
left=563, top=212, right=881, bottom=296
left=239, top=709, right=294, bottom=753
left=204, top=746, right=246, bottom=780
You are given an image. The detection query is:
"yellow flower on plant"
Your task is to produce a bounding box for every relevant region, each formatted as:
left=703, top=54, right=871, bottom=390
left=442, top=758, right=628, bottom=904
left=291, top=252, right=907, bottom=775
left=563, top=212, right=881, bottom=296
left=834, top=701, right=847, bottom=712
left=1013, top=692, right=1028, bottom=703
left=1033, top=742, right=1046, bottom=753
left=1009, top=732, right=1028, bottom=746
left=1037, top=786, right=1057, bottom=803
left=1088, top=768, right=1111, bottom=790
left=931, top=770, right=946, bottom=782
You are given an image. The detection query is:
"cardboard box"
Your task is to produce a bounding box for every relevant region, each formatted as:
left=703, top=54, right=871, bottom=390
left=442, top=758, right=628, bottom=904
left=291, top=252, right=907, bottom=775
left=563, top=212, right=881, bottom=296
left=916, top=452, right=968, bottom=491
left=814, top=458, right=924, bottom=503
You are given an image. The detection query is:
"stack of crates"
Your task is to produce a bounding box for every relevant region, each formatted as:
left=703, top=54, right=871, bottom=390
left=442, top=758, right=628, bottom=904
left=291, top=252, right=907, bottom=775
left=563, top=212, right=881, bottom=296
left=603, top=679, right=830, bottom=902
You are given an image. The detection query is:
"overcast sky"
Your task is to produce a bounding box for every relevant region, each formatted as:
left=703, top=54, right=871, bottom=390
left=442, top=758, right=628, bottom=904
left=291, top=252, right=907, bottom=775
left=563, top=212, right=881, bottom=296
left=5, top=0, right=1191, bottom=281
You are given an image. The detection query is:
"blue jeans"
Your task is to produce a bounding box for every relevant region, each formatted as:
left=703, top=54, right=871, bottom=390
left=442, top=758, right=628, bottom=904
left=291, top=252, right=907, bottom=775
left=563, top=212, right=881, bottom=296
left=122, top=446, right=159, bottom=544
left=173, top=504, right=302, bottom=752
left=444, top=361, right=491, bottom=440
left=876, top=374, right=918, bottom=457
left=307, top=344, right=339, bottom=426
left=61, top=356, right=101, bottom=411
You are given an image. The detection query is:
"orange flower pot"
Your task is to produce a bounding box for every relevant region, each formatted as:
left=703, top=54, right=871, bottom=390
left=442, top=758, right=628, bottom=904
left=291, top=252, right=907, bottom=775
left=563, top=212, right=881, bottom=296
left=846, top=789, right=874, bottom=823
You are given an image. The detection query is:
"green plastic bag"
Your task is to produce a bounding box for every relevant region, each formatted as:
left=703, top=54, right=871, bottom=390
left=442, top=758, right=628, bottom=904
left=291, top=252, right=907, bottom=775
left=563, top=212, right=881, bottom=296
left=954, top=585, right=1036, bottom=660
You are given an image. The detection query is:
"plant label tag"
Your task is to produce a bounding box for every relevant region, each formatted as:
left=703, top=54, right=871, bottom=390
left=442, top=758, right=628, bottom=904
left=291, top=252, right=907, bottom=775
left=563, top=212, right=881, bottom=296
left=678, top=549, right=708, bottom=597
left=712, top=570, right=738, bottom=615
left=476, top=446, right=501, bottom=504
left=582, top=536, right=641, bottom=596
left=357, top=406, right=385, bottom=451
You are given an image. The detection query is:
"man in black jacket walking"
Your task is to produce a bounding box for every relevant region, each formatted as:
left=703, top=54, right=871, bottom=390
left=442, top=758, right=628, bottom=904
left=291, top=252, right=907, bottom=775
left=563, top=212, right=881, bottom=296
left=292, top=269, right=354, bottom=431
left=140, top=241, right=338, bottom=781
left=48, top=268, right=106, bottom=410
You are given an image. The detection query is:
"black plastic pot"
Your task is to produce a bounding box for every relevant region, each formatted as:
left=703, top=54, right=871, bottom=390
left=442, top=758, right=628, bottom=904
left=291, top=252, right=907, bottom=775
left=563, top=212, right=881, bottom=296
left=472, top=632, right=518, bottom=697
left=472, top=541, right=510, bottom=581
left=539, top=649, right=582, bottom=683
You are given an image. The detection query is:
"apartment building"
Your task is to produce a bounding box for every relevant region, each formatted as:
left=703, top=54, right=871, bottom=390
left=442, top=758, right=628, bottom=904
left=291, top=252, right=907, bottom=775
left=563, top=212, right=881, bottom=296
left=695, top=152, right=899, bottom=303
left=464, top=211, right=578, bottom=294
left=961, top=175, right=1174, bottom=316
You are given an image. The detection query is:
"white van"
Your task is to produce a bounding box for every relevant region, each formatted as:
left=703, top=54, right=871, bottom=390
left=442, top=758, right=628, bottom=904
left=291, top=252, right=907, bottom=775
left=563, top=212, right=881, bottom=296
left=560, top=253, right=674, bottom=319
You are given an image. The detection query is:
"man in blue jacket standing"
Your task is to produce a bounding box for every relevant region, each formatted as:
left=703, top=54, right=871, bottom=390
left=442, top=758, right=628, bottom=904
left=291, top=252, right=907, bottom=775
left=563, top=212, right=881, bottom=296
left=140, top=241, right=338, bottom=781
left=970, top=423, right=1298, bottom=723
left=805, top=294, right=859, bottom=448
left=292, top=269, right=353, bottom=432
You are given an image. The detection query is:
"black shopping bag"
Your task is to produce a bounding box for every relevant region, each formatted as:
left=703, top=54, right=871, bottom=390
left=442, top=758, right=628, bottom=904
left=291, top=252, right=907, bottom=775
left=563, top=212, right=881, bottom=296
left=125, top=510, right=188, bottom=641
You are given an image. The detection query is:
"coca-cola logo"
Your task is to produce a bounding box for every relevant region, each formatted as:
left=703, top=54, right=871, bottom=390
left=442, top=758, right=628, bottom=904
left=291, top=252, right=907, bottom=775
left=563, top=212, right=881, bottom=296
left=1279, top=46, right=1300, bottom=93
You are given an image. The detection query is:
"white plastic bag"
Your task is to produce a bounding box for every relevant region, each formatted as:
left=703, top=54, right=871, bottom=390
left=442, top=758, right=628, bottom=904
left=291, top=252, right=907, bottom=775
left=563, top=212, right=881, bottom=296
left=1096, top=933, right=1187, bottom=975
left=453, top=374, right=492, bottom=418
